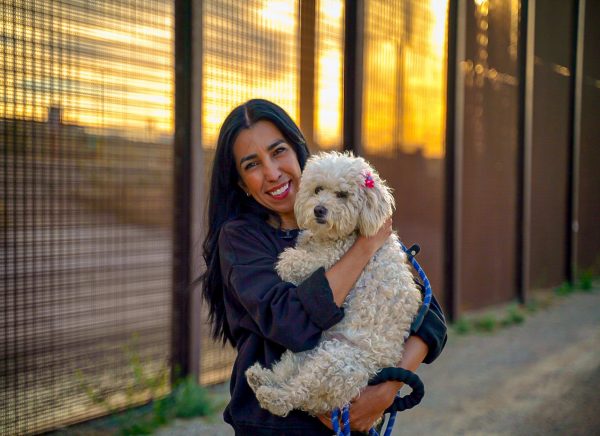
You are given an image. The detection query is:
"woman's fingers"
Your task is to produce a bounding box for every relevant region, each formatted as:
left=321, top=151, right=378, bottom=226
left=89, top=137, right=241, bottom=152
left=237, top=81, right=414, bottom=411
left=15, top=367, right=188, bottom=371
left=359, top=217, right=393, bottom=255
left=317, top=413, right=334, bottom=430
left=347, top=384, right=395, bottom=432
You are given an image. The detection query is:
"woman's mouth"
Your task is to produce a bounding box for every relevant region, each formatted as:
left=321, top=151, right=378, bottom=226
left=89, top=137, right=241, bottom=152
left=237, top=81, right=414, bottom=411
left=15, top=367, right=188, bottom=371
left=267, top=181, right=290, bottom=200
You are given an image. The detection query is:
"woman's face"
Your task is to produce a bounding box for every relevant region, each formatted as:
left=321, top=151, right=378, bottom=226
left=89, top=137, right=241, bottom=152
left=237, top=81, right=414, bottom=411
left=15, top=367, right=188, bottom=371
left=233, top=120, right=302, bottom=229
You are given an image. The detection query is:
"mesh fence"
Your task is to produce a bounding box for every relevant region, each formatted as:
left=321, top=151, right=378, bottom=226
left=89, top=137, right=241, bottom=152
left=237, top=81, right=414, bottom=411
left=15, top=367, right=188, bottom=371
left=1, top=0, right=174, bottom=433
left=361, top=0, right=449, bottom=304
left=198, top=0, right=349, bottom=384
left=458, top=0, right=522, bottom=309
left=2, top=0, right=455, bottom=432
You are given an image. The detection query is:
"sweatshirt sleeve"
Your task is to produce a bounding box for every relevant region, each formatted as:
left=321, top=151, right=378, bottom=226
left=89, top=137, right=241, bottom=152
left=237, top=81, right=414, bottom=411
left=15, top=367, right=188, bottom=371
left=410, top=290, right=448, bottom=364
left=219, top=222, right=344, bottom=353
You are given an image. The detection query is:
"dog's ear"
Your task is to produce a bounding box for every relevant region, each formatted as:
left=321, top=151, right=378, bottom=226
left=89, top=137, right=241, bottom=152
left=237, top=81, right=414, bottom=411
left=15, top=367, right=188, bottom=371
left=358, top=166, right=395, bottom=236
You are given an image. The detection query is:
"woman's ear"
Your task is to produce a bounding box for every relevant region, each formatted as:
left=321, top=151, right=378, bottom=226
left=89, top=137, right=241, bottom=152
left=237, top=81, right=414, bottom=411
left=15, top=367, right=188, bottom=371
left=238, top=180, right=249, bottom=196
left=358, top=170, right=395, bottom=236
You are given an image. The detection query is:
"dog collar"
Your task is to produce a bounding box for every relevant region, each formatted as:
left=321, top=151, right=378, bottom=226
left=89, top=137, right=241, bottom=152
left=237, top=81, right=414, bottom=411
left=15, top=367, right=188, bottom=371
left=276, top=228, right=299, bottom=240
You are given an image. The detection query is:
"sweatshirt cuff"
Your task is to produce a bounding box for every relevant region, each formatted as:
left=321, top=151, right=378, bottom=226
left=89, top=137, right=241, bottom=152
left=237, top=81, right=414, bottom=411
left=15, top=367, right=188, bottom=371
left=413, top=307, right=448, bottom=364
left=296, top=267, right=344, bottom=330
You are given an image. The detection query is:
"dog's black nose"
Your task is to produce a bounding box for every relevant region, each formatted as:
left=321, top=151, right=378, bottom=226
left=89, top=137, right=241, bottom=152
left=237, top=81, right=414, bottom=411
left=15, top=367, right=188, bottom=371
left=314, top=205, right=327, bottom=218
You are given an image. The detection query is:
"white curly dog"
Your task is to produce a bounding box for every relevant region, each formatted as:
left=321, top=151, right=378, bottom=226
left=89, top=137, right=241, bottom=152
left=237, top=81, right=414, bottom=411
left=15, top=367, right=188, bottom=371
left=246, top=151, right=422, bottom=417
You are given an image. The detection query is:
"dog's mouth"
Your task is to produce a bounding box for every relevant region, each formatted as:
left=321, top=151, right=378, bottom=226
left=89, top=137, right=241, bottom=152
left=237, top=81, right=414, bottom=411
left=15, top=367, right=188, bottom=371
left=315, top=217, right=327, bottom=224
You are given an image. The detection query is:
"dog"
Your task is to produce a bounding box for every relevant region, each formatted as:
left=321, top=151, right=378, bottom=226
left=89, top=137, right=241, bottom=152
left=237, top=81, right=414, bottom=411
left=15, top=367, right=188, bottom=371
left=246, top=151, right=422, bottom=416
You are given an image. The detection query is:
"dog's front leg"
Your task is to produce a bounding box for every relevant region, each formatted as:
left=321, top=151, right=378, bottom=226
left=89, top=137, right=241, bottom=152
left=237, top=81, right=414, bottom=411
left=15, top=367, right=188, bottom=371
left=276, top=247, right=326, bottom=285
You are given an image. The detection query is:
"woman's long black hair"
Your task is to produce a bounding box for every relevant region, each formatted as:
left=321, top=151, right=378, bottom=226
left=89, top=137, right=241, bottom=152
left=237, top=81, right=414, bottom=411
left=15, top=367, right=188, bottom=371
left=197, top=99, right=310, bottom=346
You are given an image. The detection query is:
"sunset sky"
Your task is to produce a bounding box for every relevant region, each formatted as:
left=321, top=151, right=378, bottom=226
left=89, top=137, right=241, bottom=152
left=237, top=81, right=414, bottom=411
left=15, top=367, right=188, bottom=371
left=2, top=0, right=450, bottom=158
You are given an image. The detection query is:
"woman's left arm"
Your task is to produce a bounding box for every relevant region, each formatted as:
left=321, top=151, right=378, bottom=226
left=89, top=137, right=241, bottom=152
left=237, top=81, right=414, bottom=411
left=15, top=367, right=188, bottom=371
left=410, top=292, right=448, bottom=364
left=318, top=294, right=448, bottom=432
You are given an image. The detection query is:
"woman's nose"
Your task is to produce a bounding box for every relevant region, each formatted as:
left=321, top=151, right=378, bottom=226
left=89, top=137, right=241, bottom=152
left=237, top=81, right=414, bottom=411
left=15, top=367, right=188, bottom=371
left=263, top=160, right=282, bottom=181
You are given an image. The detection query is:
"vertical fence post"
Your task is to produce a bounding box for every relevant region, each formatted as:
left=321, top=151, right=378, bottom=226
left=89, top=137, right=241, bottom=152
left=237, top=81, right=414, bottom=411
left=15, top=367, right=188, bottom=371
left=189, top=0, right=205, bottom=384
left=517, top=0, right=535, bottom=304
left=444, top=0, right=460, bottom=322
left=447, top=0, right=466, bottom=322
left=343, top=0, right=364, bottom=155
left=300, top=0, right=316, bottom=148
left=173, top=0, right=193, bottom=383
left=568, top=0, right=585, bottom=283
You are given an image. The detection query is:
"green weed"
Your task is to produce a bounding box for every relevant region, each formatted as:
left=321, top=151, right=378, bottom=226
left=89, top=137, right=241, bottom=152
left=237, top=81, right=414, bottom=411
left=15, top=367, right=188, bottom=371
left=453, top=318, right=471, bottom=335
left=578, top=270, right=593, bottom=291
left=76, top=335, right=214, bottom=435
left=500, top=304, right=525, bottom=327
left=473, top=315, right=497, bottom=333
left=451, top=277, right=598, bottom=338
left=555, top=281, right=574, bottom=296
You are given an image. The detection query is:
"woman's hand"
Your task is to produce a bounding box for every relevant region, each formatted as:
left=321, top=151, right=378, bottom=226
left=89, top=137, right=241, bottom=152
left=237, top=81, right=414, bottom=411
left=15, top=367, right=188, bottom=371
left=316, top=383, right=398, bottom=433
left=347, top=383, right=397, bottom=432
left=326, top=217, right=393, bottom=307
left=316, top=412, right=334, bottom=431
left=356, top=217, right=393, bottom=257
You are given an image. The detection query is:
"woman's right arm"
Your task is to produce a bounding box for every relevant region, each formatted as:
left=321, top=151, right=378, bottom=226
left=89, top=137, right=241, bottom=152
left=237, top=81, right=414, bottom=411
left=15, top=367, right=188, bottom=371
left=326, top=218, right=392, bottom=306
left=218, top=219, right=391, bottom=352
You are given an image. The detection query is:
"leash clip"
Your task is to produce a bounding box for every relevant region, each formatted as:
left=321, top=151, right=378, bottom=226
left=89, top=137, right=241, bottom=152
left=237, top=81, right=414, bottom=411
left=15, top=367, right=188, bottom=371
left=405, top=243, right=420, bottom=260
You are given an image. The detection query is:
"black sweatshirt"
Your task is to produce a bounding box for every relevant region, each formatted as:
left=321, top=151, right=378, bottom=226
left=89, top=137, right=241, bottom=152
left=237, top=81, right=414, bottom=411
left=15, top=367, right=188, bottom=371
left=218, top=213, right=448, bottom=435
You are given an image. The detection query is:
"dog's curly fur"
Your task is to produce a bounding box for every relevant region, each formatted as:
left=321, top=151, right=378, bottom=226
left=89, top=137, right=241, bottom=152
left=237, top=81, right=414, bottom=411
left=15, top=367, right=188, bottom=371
left=246, top=152, right=422, bottom=416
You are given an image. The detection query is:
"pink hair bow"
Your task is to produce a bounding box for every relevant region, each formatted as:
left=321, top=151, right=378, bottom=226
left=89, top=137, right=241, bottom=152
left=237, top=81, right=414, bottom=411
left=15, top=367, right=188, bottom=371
left=363, top=171, right=375, bottom=188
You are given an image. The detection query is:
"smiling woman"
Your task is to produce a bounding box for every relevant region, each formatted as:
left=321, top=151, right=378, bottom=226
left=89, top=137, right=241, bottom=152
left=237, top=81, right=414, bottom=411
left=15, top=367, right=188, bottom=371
left=196, top=99, right=447, bottom=435
left=233, top=121, right=302, bottom=229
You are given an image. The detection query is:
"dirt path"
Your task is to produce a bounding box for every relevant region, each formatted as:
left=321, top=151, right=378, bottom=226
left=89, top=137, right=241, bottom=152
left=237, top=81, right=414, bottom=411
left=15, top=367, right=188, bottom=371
left=155, top=289, right=600, bottom=435
left=390, top=290, right=600, bottom=435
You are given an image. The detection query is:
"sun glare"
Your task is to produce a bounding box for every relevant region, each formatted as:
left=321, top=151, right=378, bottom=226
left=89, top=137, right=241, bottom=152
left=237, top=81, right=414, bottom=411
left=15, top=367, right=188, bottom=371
left=3, top=0, right=449, bottom=155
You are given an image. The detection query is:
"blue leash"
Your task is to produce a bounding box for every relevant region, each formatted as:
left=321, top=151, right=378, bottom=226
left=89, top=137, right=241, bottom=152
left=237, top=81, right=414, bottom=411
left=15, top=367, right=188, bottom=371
left=331, top=242, right=433, bottom=436
left=331, top=408, right=341, bottom=436
left=402, top=242, right=432, bottom=315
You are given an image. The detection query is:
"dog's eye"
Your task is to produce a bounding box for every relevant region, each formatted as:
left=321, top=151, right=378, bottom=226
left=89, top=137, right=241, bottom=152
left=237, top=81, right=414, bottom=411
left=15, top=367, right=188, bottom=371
left=314, top=186, right=323, bottom=195
left=336, top=191, right=348, bottom=199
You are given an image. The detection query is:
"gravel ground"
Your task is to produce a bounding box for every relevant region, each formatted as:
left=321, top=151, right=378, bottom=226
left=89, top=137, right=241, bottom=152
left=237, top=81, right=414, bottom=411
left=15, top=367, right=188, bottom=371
left=391, top=289, right=600, bottom=436
left=155, top=289, right=600, bottom=436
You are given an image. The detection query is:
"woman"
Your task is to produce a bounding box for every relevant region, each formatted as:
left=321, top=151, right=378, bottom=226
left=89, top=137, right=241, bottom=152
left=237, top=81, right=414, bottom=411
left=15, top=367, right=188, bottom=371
left=200, top=99, right=447, bottom=435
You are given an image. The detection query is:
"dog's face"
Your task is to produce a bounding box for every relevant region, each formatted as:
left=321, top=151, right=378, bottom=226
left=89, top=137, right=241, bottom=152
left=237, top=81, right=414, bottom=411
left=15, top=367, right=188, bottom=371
left=295, top=152, right=395, bottom=239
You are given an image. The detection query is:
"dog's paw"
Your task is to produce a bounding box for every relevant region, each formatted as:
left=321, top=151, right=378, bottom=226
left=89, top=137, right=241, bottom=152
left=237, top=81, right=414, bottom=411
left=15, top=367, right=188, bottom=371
left=245, top=365, right=261, bottom=390
left=246, top=364, right=276, bottom=390
left=276, top=249, right=304, bottom=283
left=246, top=364, right=275, bottom=390
left=255, top=386, right=293, bottom=417
left=276, top=248, right=322, bottom=285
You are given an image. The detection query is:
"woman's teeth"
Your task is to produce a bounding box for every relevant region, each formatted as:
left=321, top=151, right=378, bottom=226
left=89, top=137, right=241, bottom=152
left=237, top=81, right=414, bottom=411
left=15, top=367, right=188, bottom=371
left=269, top=182, right=289, bottom=196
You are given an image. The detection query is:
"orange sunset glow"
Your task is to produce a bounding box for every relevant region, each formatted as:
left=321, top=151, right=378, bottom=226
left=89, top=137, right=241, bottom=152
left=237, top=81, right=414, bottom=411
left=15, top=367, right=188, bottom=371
left=2, top=0, right=448, bottom=156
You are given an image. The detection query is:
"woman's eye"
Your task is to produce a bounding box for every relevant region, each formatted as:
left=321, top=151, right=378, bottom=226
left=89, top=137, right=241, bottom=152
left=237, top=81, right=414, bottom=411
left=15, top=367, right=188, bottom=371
left=336, top=191, right=348, bottom=199
left=244, top=161, right=258, bottom=170
left=314, top=186, right=323, bottom=194
left=273, top=146, right=287, bottom=156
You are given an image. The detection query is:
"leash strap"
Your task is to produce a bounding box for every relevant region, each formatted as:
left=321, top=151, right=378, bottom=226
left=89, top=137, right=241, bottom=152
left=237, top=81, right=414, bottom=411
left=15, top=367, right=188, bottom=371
left=400, top=242, right=432, bottom=311
left=341, top=404, right=350, bottom=435
left=331, top=407, right=342, bottom=436
left=331, top=405, right=351, bottom=436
